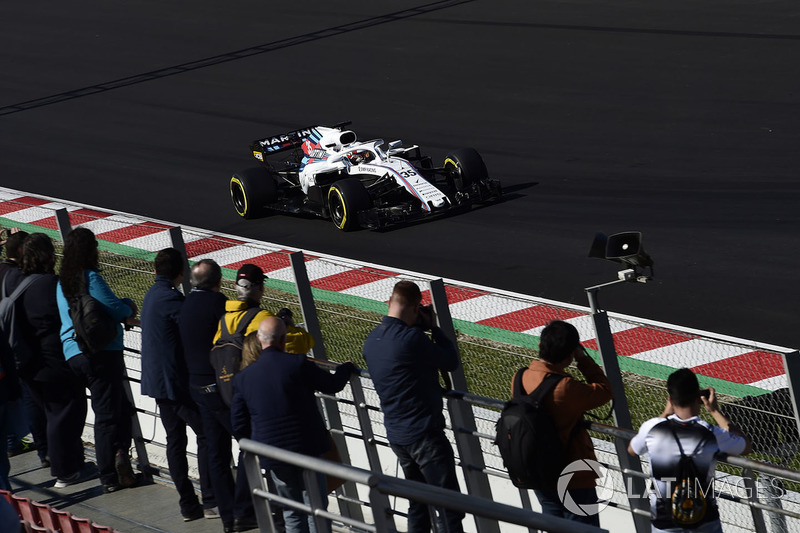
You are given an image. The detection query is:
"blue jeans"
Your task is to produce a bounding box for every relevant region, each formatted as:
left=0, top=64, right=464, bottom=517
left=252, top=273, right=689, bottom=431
left=270, top=463, right=329, bottom=533
left=534, top=488, right=601, bottom=527
left=390, top=430, right=464, bottom=533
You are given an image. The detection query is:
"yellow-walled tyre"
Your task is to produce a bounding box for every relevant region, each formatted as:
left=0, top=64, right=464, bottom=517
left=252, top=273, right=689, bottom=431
left=327, top=178, right=372, bottom=231
left=230, top=168, right=277, bottom=219
left=443, top=148, right=488, bottom=191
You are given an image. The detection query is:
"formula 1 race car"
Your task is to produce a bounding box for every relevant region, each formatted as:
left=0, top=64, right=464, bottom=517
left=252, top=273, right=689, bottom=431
left=229, top=122, right=501, bottom=230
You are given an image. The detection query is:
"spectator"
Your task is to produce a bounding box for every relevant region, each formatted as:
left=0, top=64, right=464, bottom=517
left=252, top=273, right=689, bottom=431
left=239, top=332, right=261, bottom=371
left=518, top=320, right=612, bottom=526
left=55, top=227, right=139, bottom=493
left=363, top=280, right=464, bottom=533
left=178, top=259, right=253, bottom=532
left=629, top=368, right=752, bottom=532
left=7, top=234, right=87, bottom=487
left=212, top=264, right=314, bottom=355
left=0, top=229, right=47, bottom=466
left=0, top=303, right=21, bottom=491
left=140, top=248, right=215, bottom=521
left=231, top=317, right=354, bottom=533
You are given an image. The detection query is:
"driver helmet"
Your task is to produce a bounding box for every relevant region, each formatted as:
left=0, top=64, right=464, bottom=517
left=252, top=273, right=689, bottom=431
left=347, top=150, right=372, bottom=165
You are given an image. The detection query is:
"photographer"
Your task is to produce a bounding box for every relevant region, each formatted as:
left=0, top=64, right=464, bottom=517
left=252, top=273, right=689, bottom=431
left=628, top=368, right=751, bottom=532
left=363, top=280, right=464, bottom=533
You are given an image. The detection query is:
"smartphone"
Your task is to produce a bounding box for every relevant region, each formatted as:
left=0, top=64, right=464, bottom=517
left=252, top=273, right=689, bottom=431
left=699, top=389, right=711, bottom=399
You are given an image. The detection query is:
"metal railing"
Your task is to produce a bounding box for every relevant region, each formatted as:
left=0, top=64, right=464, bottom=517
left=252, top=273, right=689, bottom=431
left=320, top=363, right=800, bottom=531
left=238, top=438, right=607, bottom=533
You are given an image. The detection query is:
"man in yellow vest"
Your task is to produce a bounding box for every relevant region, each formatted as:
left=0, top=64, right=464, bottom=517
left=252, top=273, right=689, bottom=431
left=213, top=264, right=314, bottom=355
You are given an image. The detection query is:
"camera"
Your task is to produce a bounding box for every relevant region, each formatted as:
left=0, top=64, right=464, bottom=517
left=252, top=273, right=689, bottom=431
left=415, top=304, right=435, bottom=330
left=276, top=307, right=294, bottom=326
left=699, top=389, right=711, bottom=399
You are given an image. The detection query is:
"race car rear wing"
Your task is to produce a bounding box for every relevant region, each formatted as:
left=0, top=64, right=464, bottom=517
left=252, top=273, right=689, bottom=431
left=250, top=121, right=352, bottom=156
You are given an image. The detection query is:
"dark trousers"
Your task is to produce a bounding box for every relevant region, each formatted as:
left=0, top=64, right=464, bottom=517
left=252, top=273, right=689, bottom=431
left=534, top=487, right=601, bottom=527
left=190, top=387, right=253, bottom=525
left=68, top=350, right=132, bottom=485
left=390, top=430, right=464, bottom=533
left=27, top=378, right=86, bottom=478
left=157, top=398, right=215, bottom=514
left=17, top=380, right=48, bottom=461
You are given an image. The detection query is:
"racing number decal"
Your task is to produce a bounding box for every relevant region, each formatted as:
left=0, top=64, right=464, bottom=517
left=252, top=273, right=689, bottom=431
left=399, top=169, right=417, bottom=178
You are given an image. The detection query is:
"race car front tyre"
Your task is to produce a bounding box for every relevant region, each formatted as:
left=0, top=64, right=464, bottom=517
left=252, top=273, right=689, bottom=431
left=443, top=148, right=489, bottom=192
left=230, top=167, right=277, bottom=219
left=328, top=178, right=372, bottom=231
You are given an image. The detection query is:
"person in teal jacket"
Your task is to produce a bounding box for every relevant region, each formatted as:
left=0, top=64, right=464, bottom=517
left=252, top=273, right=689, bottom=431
left=55, top=227, right=140, bottom=493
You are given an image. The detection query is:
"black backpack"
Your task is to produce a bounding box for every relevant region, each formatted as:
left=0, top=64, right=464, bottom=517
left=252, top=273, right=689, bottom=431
left=0, top=274, right=44, bottom=379
left=495, top=368, right=568, bottom=489
left=69, top=284, right=118, bottom=356
left=668, top=421, right=712, bottom=528
left=209, top=307, right=260, bottom=406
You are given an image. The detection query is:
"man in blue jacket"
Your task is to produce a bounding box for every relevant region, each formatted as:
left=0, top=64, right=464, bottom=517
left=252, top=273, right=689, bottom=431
left=140, top=248, right=215, bottom=521
left=363, top=280, right=464, bottom=533
left=231, top=317, right=354, bottom=533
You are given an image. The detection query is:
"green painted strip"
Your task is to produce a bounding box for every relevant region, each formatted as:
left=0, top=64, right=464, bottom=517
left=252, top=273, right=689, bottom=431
left=4, top=215, right=771, bottom=398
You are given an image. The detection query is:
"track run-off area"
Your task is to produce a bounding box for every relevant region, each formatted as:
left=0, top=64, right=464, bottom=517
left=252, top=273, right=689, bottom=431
left=0, top=187, right=791, bottom=399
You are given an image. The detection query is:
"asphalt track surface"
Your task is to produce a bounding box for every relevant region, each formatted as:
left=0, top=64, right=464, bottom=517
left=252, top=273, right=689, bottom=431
left=2, top=0, right=799, bottom=348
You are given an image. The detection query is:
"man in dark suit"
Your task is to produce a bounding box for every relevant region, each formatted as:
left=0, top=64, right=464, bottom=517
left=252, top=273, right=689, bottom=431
left=178, top=259, right=256, bottom=532
left=231, top=317, right=353, bottom=533
left=140, top=248, right=215, bottom=521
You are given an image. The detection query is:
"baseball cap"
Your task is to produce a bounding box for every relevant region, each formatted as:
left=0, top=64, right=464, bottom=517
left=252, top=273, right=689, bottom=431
left=236, top=264, right=265, bottom=287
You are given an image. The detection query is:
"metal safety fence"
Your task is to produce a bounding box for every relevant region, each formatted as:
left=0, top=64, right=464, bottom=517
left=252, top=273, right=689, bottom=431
left=1, top=197, right=799, bottom=532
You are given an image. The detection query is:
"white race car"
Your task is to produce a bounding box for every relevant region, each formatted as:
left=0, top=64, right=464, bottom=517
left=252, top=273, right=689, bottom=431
left=230, top=122, right=501, bottom=230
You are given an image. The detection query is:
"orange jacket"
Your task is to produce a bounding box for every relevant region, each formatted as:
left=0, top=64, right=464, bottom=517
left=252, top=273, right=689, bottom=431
left=515, top=357, right=613, bottom=489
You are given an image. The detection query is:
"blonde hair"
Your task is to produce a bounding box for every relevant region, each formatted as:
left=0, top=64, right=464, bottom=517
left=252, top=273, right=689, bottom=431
left=240, top=332, right=263, bottom=370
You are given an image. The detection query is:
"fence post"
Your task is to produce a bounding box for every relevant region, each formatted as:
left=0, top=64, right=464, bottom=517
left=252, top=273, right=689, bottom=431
left=772, top=349, right=800, bottom=532
left=740, top=468, right=768, bottom=533
left=348, top=373, right=384, bottom=472
left=781, top=351, right=800, bottom=442
left=241, top=451, right=276, bottom=532
left=55, top=208, right=72, bottom=242
left=429, top=278, right=500, bottom=533
left=168, top=227, right=192, bottom=296
left=586, top=286, right=651, bottom=533
left=289, top=251, right=363, bottom=523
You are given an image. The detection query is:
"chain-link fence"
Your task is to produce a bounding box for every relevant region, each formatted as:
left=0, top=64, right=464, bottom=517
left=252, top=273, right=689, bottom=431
left=2, top=195, right=800, bottom=532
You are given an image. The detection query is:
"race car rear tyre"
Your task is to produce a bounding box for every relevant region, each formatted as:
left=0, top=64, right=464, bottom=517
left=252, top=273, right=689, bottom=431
left=230, top=167, right=277, bottom=219
left=443, top=148, right=488, bottom=191
left=328, top=178, right=372, bottom=231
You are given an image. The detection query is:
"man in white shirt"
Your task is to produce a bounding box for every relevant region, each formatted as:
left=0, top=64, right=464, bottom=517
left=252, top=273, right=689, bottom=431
left=629, top=368, right=752, bottom=532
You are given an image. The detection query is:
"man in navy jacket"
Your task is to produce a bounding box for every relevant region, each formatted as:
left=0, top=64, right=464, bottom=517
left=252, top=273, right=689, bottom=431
left=231, top=317, right=354, bottom=533
left=140, top=248, right=214, bottom=521
left=363, top=280, right=464, bottom=533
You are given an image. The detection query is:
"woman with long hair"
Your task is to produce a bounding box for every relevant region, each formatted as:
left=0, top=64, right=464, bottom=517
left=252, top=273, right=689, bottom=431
left=55, top=227, right=140, bottom=493
left=10, top=233, right=88, bottom=486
